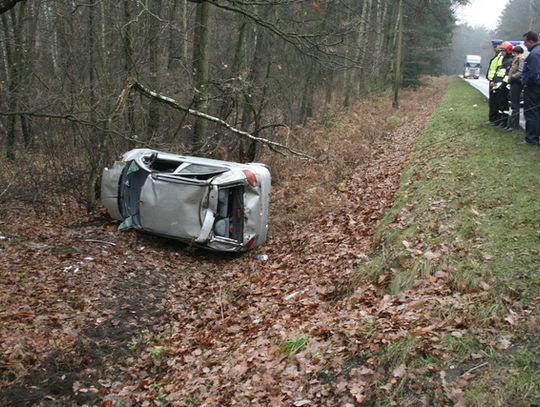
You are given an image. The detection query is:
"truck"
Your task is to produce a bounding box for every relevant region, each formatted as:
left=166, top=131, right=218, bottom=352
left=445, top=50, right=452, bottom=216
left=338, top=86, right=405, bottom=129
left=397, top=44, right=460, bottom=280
left=463, top=55, right=481, bottom=79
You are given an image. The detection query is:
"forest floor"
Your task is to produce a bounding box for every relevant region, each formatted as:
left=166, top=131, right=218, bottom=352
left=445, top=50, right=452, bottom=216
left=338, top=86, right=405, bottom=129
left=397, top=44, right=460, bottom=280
left=1, top=77, right=539, bottom=406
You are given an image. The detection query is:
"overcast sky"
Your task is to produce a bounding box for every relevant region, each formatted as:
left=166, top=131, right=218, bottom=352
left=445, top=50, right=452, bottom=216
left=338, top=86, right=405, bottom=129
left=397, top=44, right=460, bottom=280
left=455, top=0, right=509, bottom=30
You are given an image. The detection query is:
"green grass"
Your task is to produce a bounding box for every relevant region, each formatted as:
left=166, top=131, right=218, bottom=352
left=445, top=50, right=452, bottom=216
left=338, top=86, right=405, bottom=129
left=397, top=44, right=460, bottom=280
left=354, top=77, right=540, bottom=404
left=378, top=336, right=421, bottom=368
left=465, top=344, right=540, bottom=407
left=439, top=332, right=483, bottom=365
left=364, top=77, right=540, bottom=299
left=279, top=337, right=308, bottom=357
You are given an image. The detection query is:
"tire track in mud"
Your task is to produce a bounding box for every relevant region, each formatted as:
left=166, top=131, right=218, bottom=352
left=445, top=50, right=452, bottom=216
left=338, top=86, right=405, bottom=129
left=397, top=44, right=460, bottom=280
left=0, top=234, right=178, bottom=406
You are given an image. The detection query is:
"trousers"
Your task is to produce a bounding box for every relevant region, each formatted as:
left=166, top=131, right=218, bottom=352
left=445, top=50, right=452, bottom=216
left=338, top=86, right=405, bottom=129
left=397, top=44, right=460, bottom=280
left=524, top=85, right=540, bottom=144
left=508, top=82, right=523, bottom=130
left=493, top=88, right=509, bottom=126
left=488, top=86, right=500, bottom=123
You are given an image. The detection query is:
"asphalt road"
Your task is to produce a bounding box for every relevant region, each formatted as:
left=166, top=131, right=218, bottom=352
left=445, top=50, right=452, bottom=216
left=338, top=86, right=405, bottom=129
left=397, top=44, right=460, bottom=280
left=460, top=76, right=525, bottom=129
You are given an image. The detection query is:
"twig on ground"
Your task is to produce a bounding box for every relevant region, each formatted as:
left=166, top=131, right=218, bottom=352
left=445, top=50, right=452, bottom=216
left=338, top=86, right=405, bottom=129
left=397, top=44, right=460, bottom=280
left=0, top=181, right=13, bottom=199
left=83, top=239, right=117, bottom=246
left=462, top=362, right=489, bottom=376
left=219, top=286, right=225, bottom=321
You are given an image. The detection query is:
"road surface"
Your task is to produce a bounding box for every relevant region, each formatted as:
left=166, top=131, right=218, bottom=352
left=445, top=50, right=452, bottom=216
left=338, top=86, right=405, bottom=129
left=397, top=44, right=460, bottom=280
left=460, top=76, right=525, bottom=129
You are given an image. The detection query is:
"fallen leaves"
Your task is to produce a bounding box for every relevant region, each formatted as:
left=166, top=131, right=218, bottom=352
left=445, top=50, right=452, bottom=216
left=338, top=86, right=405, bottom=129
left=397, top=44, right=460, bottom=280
left=505, top=313, right=518, bottom=327
left=0, top=79, right=509, bottom=406
left=424, top=250, right=441, bottom=261
left=91, top=86, right=454, bottom=406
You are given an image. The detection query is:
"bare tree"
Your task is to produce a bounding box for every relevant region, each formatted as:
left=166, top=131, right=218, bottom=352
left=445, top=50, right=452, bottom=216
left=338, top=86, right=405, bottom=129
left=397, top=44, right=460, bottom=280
left=0, top=0, right=464, bottom=209
left=191, top=0, right=211, bottom=152
left=2, top=4, right=26, bottom=159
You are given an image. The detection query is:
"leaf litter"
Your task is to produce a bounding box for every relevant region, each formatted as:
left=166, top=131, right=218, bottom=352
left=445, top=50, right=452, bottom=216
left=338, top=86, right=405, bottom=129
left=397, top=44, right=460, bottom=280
left=0, top=78, right=497, bottom=405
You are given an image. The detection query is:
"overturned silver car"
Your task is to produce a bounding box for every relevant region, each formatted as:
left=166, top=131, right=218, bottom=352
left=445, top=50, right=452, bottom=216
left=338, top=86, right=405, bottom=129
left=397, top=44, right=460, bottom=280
left=101, top=148, right=271, bottom=252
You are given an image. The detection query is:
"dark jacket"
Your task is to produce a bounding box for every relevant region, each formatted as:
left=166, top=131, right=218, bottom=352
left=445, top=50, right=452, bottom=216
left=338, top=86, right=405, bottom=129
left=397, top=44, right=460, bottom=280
left=522, top=42, right=540, bottom=87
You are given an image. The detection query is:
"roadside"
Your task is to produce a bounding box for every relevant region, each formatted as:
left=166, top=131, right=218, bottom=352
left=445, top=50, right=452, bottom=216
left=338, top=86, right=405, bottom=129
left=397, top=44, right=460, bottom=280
left=354, top=77, right=540, bottom=405
left=460, top=76, right=525, bottom=129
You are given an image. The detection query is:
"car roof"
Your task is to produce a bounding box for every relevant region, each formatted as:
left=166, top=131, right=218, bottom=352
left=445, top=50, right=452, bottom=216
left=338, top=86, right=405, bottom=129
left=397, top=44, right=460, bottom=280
left=123, top=148, right=267, bottom=171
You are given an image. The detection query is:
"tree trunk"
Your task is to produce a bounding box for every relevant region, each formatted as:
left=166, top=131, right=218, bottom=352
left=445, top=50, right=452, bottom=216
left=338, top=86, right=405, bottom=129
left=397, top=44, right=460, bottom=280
left=122, top=0, right=136, bottom=139
left=2, top=5, right=25, bottom=159
left=222, top=18, right=246, bottom=126
left=372, top=0, right=388, bottom=87
left=392, top=0, right=403, bottom=109
left=191, top=0, right=211, bottom=153
left=354, top=0, right=372, bottom=98
left=324, top=68, right=334, bottom=111
left=299, top=60, right=315, bottom=124
left=239, top=19, right=268, bottom=161
left=321, top=1, right=336, bottom=112
left=146, top=0, right=162, bottom=141
left=0, top=22, right=9, bottom=81
left=168, top=0, right=179, bottom=70
left=2, top=12, right=16, bottom=160
left=342, top=4, right=352, bottom=109
left=85, top=2, right=98, bottom=213
left=42, top=2, right=58, bottom=75
left=20, top=0, right=38, bottom=148
left=181, top=0, right=188, bottom=63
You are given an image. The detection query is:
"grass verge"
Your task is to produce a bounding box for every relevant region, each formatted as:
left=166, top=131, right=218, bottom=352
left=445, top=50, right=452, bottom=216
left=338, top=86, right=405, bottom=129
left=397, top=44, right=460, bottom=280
left=353, top=77, right=540, bottom=405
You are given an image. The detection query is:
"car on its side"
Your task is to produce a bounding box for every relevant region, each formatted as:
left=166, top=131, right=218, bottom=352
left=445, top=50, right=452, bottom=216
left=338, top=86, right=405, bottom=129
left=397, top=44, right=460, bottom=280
left=101, top=148, right=271, bottom=252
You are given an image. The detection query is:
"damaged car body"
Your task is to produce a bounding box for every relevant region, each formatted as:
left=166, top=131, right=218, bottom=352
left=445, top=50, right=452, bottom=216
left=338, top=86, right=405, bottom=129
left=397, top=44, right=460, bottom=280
left=101, top=148, right=271, bottom=252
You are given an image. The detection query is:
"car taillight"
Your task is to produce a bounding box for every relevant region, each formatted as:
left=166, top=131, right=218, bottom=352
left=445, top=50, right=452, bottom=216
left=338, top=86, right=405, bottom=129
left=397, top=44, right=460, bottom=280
left=243, top=170, right=257, bottom=187
left=245, top=236, right=256, bottom=250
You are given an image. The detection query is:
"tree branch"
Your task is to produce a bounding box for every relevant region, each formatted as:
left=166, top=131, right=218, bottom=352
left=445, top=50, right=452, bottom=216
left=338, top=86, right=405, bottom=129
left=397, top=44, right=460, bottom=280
left=0, top=82, right=315, bottom=161
left=197, top=0, right=361, bottom=70
left=123, top=79, right=316, bottom=161
left=0, top=110, right=150, bottom=147
left=0, top=0, right=24, bottom=14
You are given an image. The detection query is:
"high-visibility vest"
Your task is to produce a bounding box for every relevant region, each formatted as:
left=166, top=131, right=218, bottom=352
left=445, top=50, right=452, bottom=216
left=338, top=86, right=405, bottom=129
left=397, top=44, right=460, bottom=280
left=496, top=66, right=509, bottom=83
left=492, top=55, right=513, bottom=90
left=487, top=53, right=503, bottom=81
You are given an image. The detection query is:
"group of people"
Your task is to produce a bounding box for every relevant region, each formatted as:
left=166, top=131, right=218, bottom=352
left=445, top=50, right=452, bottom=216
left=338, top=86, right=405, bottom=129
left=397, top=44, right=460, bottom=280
left=486, top=31, right=540, bottom=145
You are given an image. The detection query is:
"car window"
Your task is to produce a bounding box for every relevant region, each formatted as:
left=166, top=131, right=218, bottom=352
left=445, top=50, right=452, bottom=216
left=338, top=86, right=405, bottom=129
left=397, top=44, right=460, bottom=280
left=148, top=159, right=179, bottom=173
left=177, top=164, right=227, bottom=175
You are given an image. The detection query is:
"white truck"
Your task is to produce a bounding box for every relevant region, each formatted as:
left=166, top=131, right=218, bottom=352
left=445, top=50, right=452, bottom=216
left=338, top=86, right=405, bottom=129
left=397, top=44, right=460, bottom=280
left=463, top=55, right=481, bottom=79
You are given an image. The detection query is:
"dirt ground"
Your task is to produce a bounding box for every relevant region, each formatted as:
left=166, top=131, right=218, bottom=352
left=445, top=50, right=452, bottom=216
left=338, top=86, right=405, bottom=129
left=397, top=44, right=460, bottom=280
left=0, top=78, right=448, bottom=406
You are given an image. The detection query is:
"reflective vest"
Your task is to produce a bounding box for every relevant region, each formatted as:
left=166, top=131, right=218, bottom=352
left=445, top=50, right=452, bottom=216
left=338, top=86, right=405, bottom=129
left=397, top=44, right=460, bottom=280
left=487, top=52, right=503, bottom=81
left=492, top=54, right=513, bottom=91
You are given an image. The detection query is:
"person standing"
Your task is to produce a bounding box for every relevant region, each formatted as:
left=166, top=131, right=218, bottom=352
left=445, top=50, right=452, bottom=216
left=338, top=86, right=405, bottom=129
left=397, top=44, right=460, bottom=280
left=521, top=31, right=540, bottom=145
left=506, top=45, right=525, bottom=131
left=491, top=42, right=514, bottom=128
left=486, top=41, right=504, bottom=125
